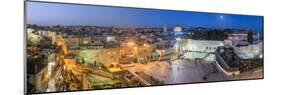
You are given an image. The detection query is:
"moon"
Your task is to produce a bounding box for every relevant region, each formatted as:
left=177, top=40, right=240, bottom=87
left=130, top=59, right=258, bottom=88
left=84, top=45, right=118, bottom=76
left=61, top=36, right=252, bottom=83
left=220, top=15, right=224, bottom=19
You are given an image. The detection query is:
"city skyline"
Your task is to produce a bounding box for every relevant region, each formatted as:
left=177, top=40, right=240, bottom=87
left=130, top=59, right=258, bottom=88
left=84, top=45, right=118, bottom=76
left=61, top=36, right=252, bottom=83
left=27, top=2, right=263, bottom=32
left=26, top=2, right=263, bottom=94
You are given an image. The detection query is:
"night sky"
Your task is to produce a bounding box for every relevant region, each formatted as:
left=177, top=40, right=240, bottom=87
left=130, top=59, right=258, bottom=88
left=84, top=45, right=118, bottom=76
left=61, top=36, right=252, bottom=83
left=26, top=2, right=263, bottom=32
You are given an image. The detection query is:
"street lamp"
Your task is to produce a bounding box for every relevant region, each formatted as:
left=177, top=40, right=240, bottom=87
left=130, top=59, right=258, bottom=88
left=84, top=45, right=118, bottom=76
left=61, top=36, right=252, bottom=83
left=143, top=43, right=150, bottom=47
left=134, top=47, right=138, bottom=56
left=49, top=62, right=55, bottom=66
left=128, top=41, right=135, bottom=46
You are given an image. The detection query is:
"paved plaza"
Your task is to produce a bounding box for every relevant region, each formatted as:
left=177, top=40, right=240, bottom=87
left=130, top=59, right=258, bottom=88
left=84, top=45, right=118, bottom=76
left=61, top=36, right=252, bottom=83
left=127, top=59, right=228, bottom=84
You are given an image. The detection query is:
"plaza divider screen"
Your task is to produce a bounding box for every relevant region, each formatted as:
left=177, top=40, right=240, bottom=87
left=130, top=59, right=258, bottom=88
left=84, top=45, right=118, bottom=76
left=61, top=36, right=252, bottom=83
left=24, top=1, right=264, bottom=94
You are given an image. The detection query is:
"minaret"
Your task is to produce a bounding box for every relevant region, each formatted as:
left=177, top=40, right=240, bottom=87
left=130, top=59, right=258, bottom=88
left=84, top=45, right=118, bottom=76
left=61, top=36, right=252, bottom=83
left=163, top=24, right=167, bottom=32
